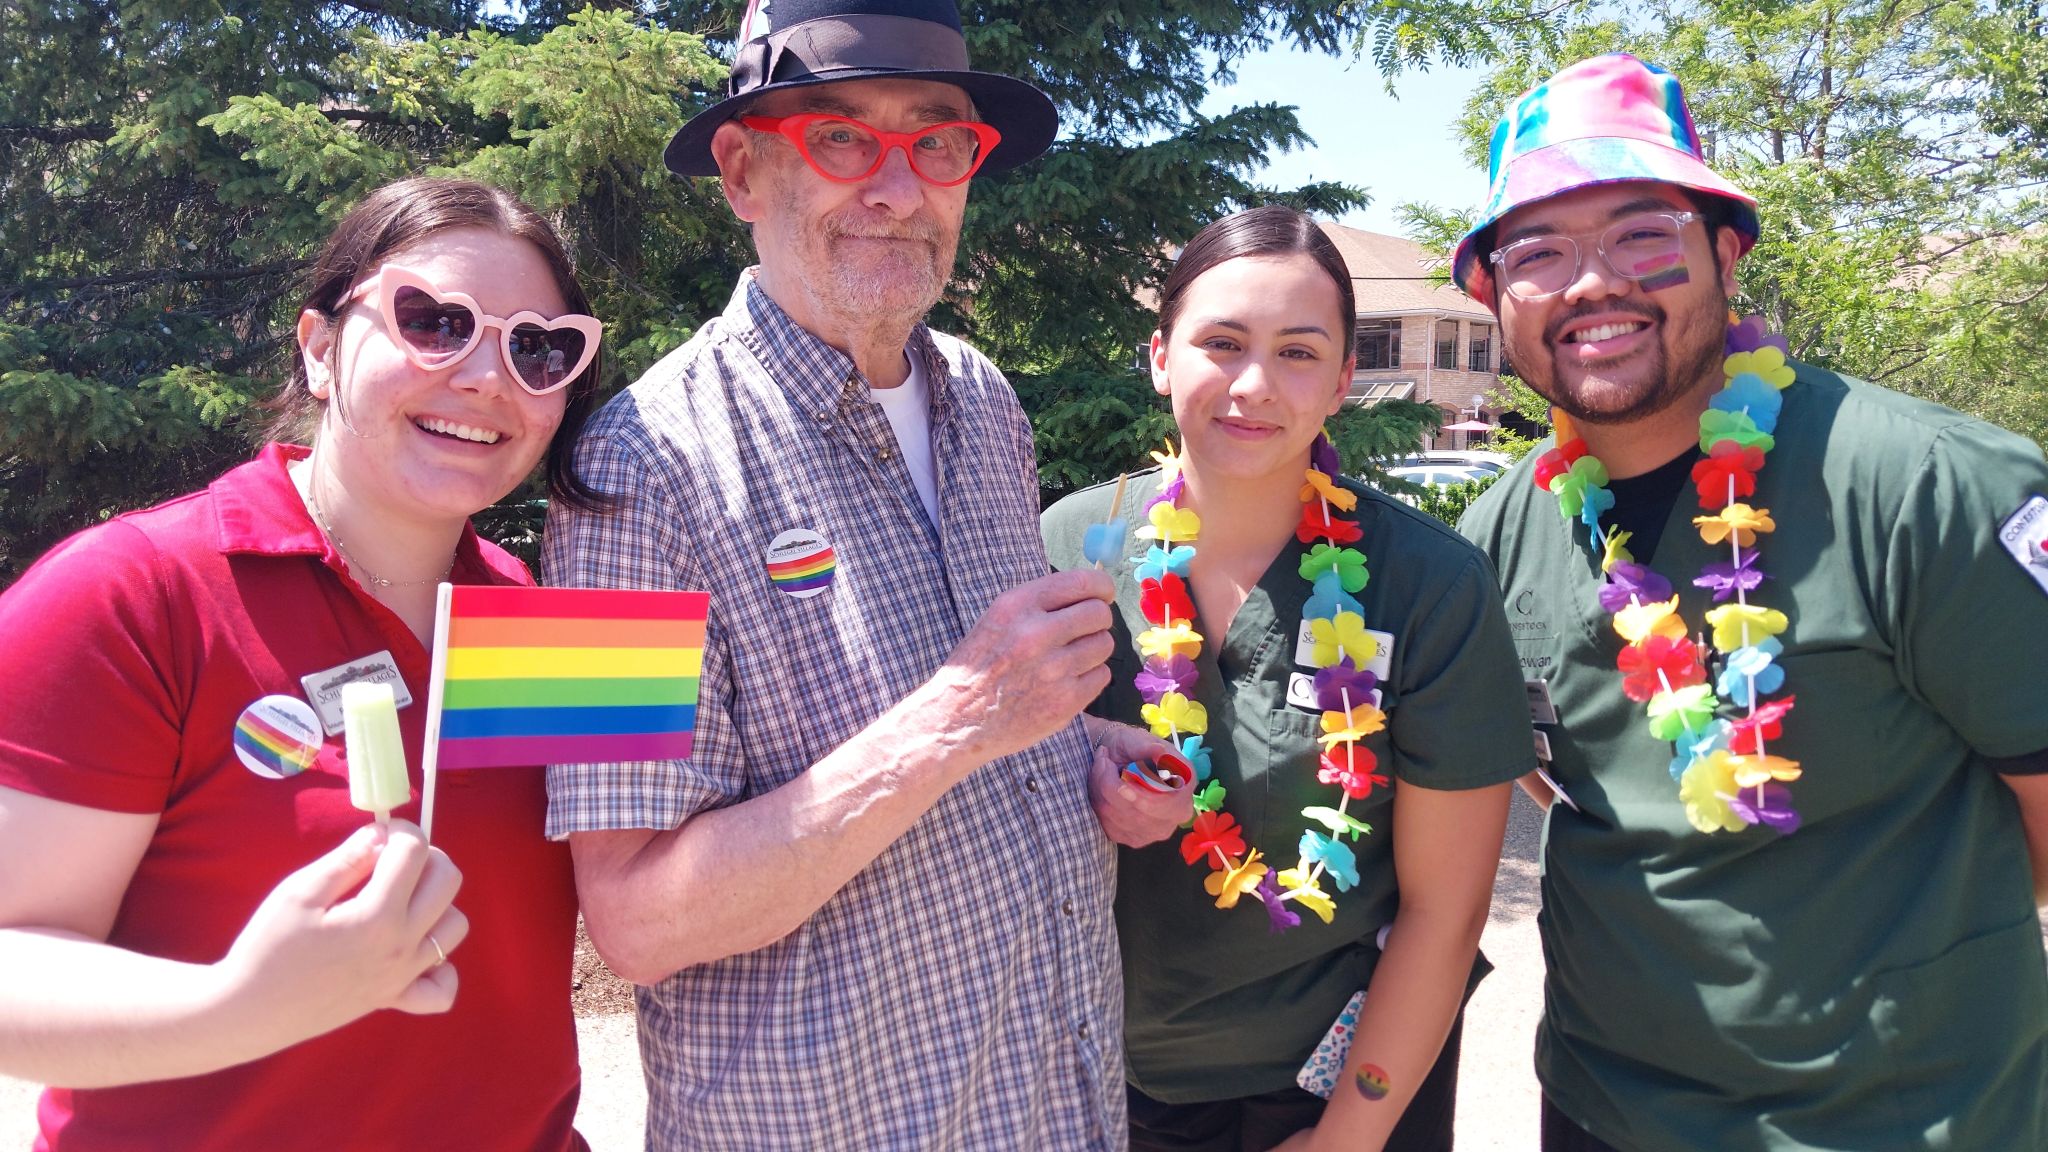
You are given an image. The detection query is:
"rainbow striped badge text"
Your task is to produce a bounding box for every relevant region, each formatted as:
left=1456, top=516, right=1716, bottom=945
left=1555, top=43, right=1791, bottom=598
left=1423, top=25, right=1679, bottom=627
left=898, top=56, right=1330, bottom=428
left=435, top=586, right=710, bottom=769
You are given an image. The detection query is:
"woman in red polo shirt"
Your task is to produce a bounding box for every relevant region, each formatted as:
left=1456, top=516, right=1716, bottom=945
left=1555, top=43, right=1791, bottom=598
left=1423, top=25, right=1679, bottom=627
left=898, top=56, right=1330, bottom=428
left=0, top=177, right=603, bottom=1150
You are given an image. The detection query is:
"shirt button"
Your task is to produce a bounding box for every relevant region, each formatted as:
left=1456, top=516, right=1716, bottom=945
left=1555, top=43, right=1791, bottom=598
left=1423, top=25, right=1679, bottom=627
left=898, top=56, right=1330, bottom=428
left=1077, top=1021, right=1091, bottom=1040
left=813, top=410, right=830, bottom=422
left=878, top=445, right=895, bottom=461
left=1024, top=776, right=1039, bottom=793
left=1061, top=899, right=1074, bottom=917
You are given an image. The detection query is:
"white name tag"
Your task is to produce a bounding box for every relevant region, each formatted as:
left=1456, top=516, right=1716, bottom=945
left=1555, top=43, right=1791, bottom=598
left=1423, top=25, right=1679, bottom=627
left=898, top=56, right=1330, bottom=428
left=1289, top=624, right=1395, bottom=712
left=1287, top=673, right=1383, bottom=712
left=1291, top=621, right=1394, bottom=676
left=301, top=651, right=413, bottom=736
left=1526, top=678, right=1559, bottom=725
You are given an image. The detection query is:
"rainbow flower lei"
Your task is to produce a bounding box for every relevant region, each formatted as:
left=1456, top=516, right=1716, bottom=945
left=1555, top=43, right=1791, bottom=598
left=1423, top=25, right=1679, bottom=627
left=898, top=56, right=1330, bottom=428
left=1533, top=315, right=1802, bottom=835
left=1131, top=434, right=1387, bottom=933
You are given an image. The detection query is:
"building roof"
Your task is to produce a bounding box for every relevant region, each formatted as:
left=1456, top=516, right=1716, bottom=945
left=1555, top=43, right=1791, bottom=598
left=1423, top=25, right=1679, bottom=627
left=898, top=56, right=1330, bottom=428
left=1318, top=222, right=1494, bottom=321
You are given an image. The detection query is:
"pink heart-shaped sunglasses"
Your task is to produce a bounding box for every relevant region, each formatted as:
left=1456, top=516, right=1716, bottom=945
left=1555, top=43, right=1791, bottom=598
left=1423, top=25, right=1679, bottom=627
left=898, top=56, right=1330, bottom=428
left=342, top=265, right=601, bottom=396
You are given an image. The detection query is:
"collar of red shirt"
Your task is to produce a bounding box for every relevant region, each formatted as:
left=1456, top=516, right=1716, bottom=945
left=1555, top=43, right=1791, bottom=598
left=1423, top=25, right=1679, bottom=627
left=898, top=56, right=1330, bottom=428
left=208, top=441, right=523, bottom=585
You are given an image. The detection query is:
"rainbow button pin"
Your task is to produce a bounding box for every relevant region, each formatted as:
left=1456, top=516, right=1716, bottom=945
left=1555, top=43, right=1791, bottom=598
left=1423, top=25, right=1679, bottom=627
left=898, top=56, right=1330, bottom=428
left=232, top=695, right=323, bottom=780
left=764, top=528, right=837, bottom=599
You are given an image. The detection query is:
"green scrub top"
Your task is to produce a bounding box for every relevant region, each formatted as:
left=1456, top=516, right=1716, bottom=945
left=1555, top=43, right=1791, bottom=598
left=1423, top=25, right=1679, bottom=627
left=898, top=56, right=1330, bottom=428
left=1460, top=364, right=2048, bottom=1151
left=1044, top=470, right=1533, bottom=1102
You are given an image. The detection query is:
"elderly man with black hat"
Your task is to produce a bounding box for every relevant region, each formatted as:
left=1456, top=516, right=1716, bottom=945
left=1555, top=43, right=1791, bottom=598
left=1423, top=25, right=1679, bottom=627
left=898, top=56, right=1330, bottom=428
left=541, top=1, right=1190, bottom=1147
left=1455, top=54, right=2048, bottom=1152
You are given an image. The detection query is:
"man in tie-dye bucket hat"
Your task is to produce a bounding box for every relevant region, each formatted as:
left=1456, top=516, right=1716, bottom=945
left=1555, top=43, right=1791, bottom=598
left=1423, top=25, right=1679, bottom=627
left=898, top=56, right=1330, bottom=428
left=1456, top=54, right=2048, bottom=1152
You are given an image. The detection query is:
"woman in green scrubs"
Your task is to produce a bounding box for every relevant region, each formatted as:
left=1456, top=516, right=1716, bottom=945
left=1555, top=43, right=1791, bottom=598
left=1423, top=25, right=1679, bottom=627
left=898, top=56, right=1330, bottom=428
left=1043, top=204, right=1533, bottom=1152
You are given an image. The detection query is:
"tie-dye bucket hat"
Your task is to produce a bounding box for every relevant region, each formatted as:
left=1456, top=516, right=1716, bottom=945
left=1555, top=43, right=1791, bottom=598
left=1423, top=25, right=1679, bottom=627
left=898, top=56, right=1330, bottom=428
left=1450, top=54, right=1759, bottom=295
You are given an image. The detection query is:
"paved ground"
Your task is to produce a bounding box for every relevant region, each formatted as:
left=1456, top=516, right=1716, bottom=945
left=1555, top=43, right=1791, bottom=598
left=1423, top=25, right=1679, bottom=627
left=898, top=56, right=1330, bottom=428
left=1452, top=788, right=1546, bottom=1149
left=0, top=792, right=1548, bottom=1149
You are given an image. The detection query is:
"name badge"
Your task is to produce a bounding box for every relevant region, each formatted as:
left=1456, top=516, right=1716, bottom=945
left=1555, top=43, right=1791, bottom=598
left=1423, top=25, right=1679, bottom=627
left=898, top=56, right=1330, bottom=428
left=301, top=650, right=413, bottom=736
left=1535, top=761, right=1580, bottom=812
left=1287, top=673, right=1384, bottom=712
left=1998, top=494, right=2048, bottom=596
left=1525, top=678, right=1559, bottom=726
left=1289, top=625, right=1395, bottom=712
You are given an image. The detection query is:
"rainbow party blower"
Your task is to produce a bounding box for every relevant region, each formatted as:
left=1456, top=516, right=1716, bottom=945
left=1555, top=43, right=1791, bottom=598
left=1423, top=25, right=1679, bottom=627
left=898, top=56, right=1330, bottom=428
left=418, top=585, right=711, bottom=840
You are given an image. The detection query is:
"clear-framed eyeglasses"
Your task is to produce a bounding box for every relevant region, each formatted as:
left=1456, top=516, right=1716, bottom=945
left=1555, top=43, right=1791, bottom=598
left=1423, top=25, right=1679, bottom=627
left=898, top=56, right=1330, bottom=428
left=1487, top=211, right=1698, bottom=300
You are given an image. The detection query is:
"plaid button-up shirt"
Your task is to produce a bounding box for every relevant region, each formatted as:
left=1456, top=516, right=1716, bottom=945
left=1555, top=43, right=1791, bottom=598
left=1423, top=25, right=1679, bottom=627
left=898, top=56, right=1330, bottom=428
left=543, top=273, right=1124, bottom=1151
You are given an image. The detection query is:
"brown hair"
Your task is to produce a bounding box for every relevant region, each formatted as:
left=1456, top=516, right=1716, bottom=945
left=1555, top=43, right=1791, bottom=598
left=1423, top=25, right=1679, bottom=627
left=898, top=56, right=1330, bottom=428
left=1156, top=204, right=1357, bottom=361
left=273, top=175, right=606, bottom=507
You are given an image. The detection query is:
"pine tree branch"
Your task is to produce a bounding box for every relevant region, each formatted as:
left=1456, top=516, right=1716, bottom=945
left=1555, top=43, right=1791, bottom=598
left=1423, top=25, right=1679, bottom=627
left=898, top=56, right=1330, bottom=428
left=2, top=260, right=309, bottom=301
left=0, top=124, right=116, bottom=144
left=327, top=0, right=478, bottom=35
left=319, top=107, right=401, bottom=126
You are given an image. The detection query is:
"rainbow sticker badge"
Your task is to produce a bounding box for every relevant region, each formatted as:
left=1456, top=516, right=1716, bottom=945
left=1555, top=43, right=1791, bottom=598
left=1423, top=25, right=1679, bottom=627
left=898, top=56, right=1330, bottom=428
left=1355, top=1064, right=1392, bottom=1101
left=764, top=528, right=837, bottom=600
left=233, top=694, right=324, bottom=779
left=1632, top=251, right=1691, bottom=292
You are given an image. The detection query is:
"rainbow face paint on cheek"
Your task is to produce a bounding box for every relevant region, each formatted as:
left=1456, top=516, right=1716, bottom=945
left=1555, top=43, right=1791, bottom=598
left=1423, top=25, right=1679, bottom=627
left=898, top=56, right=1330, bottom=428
left=1633, top=251, right=1691, bottom=292
left=1355, top=1064, right=1391, bottom=1101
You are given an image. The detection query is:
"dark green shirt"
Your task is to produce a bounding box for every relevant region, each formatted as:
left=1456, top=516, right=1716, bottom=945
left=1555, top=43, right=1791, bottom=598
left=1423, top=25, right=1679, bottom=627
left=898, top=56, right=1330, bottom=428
left=1044, top=471, right=1533, bottom=1102
left=1460, top=365, right=2048, bottom=1151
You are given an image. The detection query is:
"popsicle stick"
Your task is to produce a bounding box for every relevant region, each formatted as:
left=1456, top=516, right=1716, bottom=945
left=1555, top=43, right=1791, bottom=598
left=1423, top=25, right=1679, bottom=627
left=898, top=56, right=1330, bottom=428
left=419, top=582, right=454, bottom=844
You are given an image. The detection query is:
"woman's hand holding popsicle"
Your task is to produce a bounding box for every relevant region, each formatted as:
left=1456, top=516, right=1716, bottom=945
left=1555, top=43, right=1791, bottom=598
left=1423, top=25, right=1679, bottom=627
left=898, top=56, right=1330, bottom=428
left=0, top=800, right=469, bottom=1089
left=217, top=820, right=468, bottom=1033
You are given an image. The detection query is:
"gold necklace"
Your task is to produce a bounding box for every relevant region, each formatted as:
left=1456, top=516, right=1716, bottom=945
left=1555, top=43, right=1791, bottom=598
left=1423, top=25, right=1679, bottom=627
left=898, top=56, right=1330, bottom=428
left=301, top=483, right=454, bottom=591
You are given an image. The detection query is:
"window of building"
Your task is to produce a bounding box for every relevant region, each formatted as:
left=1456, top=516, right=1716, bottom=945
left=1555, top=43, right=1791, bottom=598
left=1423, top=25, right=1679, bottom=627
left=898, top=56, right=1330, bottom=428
left=1468, top=325, right=1494, bottom=373
left=1347, top=380, right=1416, bottom=406
left=1435, top=320, right=1458, bottom=370
left=1356, top=320, right=1401, bottom=370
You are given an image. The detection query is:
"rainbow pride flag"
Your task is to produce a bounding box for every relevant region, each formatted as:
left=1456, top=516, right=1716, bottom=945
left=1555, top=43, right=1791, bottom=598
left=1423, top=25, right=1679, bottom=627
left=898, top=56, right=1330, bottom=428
left=431, top=586, right=709, bottom=770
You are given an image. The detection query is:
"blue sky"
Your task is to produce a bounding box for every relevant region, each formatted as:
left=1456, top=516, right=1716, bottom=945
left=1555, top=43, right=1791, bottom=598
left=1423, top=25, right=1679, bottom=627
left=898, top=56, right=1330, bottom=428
left=1200, top=45, right=1491, bottom=238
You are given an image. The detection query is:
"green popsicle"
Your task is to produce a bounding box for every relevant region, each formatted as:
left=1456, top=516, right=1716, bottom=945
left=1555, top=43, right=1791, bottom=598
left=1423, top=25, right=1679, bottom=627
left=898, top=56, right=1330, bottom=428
left=342, top=681, right=410, bottom=822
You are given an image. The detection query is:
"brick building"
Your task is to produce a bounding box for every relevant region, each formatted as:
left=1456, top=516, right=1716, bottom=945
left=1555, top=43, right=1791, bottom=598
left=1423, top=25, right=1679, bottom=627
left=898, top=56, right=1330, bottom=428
left=1318, top=222, right=1511, bottom=449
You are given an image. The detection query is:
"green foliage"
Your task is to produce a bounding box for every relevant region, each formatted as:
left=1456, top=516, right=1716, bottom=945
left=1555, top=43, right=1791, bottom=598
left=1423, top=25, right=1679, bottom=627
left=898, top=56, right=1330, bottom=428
left=1415, top=469, right=1501, bottom=525
left=1393, top=200, right=1481, bottom=289
left=1, top=0, right=1565, bottom=582
left=1480, top=373, right=1554, bottom=458
left=1012, top=366, right=1178, bottom=500
left=1436, top=1, right=2048, bottom=452
left=0, top=2, right=733, bottom=579
left=1327, top=397, right=1449, bottom=483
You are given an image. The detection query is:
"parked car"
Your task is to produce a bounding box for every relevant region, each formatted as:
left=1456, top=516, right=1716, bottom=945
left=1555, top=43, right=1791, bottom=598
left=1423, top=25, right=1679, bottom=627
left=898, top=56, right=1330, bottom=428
left=1384, top=464, right=1494, bottom=489
left=1392, top=450, right=1514, bottom=475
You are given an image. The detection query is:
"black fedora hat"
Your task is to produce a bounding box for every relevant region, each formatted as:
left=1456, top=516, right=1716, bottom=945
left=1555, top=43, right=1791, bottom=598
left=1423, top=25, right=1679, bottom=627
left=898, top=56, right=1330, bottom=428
left=663, top=0, right=1059, bottom=179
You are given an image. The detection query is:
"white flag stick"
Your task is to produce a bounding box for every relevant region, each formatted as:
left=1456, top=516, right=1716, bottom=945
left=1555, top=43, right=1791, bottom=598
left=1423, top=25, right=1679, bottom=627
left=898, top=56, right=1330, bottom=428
left=419, top=581, right=454, bottom=843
